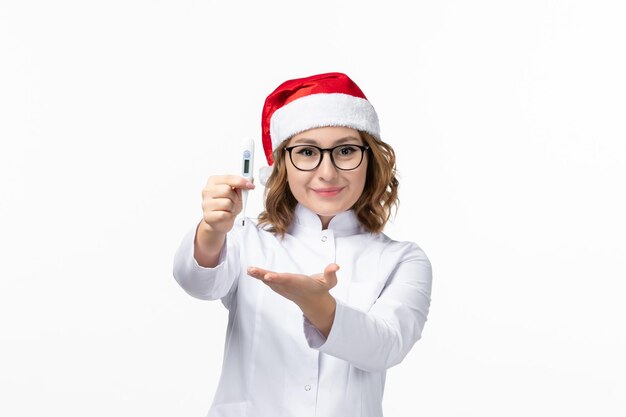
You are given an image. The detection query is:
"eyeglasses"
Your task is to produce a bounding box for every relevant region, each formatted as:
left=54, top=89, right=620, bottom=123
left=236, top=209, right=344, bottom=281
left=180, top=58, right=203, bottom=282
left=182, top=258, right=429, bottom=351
left=284, top=144, right=370, bottom=171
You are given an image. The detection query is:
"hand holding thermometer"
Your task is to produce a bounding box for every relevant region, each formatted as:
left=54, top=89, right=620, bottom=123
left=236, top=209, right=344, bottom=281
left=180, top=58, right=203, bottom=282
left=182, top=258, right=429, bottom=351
left=240, top=137, right=254, bottom=226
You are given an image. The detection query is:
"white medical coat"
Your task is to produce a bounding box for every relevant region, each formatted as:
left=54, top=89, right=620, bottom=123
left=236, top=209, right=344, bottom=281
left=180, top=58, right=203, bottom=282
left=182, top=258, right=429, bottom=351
left=173, top=204, right=432, bottom=417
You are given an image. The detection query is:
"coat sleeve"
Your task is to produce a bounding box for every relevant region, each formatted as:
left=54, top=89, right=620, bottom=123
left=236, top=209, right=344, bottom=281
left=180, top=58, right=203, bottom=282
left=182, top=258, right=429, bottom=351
left=172, top=223, right=241, bottom=301
left=303, top=242, right=432, bottom=372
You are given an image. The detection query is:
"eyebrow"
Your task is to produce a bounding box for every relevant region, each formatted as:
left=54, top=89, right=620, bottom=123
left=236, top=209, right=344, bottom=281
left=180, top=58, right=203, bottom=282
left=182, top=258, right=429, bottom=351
left=292, top=136, right=362, bottom=145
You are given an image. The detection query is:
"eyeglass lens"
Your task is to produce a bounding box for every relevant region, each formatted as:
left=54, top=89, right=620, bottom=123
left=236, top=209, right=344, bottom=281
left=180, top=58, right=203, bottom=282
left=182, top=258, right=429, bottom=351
left=289, top=145, right=365, bottom=171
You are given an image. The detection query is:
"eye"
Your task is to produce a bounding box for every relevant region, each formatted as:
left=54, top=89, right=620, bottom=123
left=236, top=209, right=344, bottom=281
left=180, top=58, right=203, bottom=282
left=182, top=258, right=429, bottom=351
left=295, top=146, right=319, bottom=157
left=337, top=145, right=358, bottom=155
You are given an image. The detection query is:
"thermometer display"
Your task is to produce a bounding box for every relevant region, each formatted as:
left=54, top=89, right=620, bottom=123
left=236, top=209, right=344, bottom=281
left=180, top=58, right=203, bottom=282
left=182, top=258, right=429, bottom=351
left=240, top=140, right=254, bottom=226
left=242, top=150, right=252, bottom=176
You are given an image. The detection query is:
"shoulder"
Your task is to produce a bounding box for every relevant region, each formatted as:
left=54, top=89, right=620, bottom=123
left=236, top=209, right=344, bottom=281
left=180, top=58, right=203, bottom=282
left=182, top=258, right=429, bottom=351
left=370, top=232, right=431, bottom=267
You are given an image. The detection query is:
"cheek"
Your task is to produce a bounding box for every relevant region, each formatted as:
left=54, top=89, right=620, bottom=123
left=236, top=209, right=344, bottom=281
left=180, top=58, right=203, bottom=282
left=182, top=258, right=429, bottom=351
left=356, top=162, right=368, bottom=190
left=356, top=174, right=367, bottom=197
left=346, top=171, right=368, bottom=204
left=285, top=166, right=306, bottom=195
left=286, top=180, right=297, bottom=197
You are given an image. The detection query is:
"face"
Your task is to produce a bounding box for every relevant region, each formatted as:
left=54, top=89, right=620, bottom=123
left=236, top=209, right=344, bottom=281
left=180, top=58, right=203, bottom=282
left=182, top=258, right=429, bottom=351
left=284, top=126, right=368, bottom=228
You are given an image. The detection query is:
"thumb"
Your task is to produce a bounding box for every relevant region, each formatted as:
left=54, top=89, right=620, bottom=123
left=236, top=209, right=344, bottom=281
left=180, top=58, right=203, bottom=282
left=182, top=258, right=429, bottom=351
left=324, top=263, right=340, bottom=275
left=323, top=264, right=340, bottom=287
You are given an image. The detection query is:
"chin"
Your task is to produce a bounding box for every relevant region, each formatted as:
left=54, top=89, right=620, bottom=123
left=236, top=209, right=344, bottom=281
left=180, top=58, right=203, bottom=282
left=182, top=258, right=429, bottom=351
left=309, top=202, right=349, bottom=216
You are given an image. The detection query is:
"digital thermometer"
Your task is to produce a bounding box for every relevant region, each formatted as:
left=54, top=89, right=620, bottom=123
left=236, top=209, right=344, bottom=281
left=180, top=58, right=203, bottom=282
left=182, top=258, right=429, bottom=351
left=240, top=137, right=254, bottom=226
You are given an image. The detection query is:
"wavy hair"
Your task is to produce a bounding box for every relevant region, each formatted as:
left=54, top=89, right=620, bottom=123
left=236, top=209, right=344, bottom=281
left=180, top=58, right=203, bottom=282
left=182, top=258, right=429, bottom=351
left=257, top=131, right=399, bottom=237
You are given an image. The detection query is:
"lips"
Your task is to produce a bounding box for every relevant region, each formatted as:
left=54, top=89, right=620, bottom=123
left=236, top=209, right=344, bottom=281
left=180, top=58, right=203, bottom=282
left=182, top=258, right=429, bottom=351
left=312, top=187, right=345, bottom=197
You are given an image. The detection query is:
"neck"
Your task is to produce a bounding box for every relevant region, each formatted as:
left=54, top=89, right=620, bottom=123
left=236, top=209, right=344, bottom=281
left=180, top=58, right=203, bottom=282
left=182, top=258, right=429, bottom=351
left=318, top=214, right=334, bottom=229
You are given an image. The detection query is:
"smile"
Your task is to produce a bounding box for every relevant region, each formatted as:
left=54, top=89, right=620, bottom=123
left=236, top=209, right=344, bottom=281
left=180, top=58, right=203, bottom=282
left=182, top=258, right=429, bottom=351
left=312, top=187, right=345, bottom=197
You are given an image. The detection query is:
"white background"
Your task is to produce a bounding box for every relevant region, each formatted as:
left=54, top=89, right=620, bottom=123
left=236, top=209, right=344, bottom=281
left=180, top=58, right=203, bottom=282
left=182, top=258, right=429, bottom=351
left=1, top=1, right=625, bottom=416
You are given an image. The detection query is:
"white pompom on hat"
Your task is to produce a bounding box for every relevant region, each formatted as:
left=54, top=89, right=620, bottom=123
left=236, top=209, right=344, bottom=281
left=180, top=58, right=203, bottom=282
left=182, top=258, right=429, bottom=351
left=258, top=72, right=380, bottom=184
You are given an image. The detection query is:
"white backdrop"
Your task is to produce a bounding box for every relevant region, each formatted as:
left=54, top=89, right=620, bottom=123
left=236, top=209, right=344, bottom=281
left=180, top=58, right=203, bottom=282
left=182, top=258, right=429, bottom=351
left=1, top=1, right=625, bottom=416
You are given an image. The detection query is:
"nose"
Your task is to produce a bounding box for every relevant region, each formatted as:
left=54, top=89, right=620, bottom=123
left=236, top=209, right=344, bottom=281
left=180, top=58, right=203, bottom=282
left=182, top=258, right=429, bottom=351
left=317, top=150, right=338, bottom=181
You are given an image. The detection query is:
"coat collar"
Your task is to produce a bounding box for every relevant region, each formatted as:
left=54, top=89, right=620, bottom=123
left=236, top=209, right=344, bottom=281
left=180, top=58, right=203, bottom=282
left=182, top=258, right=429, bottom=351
left=289, top=204, right=363, bottom=238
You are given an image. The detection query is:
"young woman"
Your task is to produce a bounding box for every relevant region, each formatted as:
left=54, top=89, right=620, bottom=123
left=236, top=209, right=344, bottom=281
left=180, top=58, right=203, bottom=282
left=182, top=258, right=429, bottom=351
left=173, top=72, right=432, bottom=417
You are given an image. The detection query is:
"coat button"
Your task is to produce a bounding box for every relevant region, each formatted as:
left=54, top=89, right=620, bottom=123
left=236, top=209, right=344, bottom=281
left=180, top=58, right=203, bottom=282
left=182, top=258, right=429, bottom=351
left=321, top=236, right=327, bottom=242
left=304, top=385, right=311, bottom=391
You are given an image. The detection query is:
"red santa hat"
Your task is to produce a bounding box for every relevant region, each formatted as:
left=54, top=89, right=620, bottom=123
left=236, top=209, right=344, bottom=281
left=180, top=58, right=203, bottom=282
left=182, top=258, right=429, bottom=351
left=259, top=72, right=380, bottom=182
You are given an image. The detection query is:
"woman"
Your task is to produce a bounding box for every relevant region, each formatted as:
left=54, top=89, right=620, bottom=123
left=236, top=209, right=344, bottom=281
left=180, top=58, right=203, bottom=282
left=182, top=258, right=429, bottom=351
left=173, top=72, right=432, bottom=417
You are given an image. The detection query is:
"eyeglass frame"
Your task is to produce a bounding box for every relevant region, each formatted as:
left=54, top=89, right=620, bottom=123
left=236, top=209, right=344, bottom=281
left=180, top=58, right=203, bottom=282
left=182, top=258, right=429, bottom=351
left=284, top=144, right=370, bottom=172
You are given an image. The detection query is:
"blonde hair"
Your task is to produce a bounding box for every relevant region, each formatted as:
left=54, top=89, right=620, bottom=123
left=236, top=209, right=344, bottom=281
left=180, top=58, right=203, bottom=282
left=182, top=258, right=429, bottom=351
left=257, top=131, right=399, bottom=237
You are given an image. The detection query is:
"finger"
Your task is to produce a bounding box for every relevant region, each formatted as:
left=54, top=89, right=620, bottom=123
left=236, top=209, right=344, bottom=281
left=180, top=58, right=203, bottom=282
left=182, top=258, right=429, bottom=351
left=205, top=197, right=236, bottom=213
left=204, top=210, right=236, bottom=224
left=323, top=263, right=340, bottom=286
left=202, top=189, right=241, bottom=217
left=247, top=267, right=295, bottom=284
left=247, top=266, right=275, bottom=280
left=324, top=263, right=340, bottom=274
left=232, top=188, right=243, bottom=214
left=204, top=184, right=239, bottom=200
left=207, top=175, right=256, bottom=190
